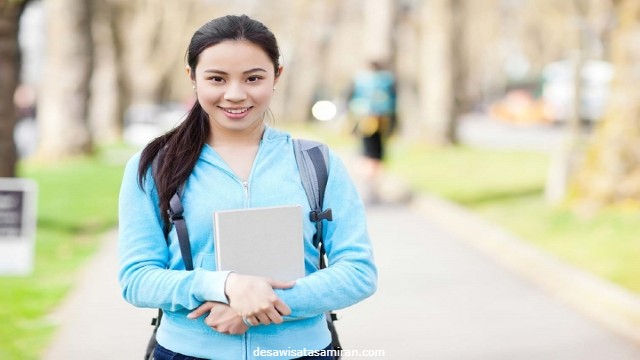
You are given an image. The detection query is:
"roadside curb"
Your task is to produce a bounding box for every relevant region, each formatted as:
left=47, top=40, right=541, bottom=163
left=411, top=193, right=640, bottom=345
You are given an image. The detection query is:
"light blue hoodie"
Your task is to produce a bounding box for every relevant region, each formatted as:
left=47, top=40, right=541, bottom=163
left=118, top=127, right=377, bottom=359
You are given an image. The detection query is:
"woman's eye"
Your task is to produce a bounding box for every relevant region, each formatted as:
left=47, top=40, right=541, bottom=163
left=211, top=76, right=225, bottom=83
left=247, top=76, right=262, bottom=83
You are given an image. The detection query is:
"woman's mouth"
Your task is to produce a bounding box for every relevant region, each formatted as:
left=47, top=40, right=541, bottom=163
left=220, top=106, right=251, bottom=114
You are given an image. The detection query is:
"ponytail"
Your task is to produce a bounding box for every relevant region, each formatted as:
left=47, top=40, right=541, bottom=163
left=138, top=101, right=210, bottom=227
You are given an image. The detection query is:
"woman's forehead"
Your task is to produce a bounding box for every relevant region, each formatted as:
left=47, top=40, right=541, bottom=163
left=196, top=40, right=274, bottom=74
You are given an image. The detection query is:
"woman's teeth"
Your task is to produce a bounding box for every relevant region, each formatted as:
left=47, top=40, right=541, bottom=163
left=224, top=107, right=249, bottom=114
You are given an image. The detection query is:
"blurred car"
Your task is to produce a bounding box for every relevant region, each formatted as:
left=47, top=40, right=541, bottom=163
left=488, top=89, right=552, bottom=125
left=542, top=59, right=614, bottom=123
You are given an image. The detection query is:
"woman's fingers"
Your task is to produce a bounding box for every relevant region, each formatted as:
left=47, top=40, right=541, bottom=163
left=265, top=307, right=285, bottom=324
left=187, top=301, right=216, bottom=319
left=274, top=298, right=292, bottom=316
left=254, top=312, right=271, bottom=325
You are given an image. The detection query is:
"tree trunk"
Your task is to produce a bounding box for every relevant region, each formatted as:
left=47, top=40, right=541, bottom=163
left=37, top=0, right=93, bottom=159
left=363, top=0, right=395, bottom=63
left=450, top=0, right=469, bottom=144
left=419, top=0, right=462, bottom=145
left=121, top=0, right=197, bottom=105
left=572, top=0, right=640, bottom=210
left=281, top=0, right=337, bottom=123
left=89, top=0, right=121, bottom=144
left=0, top=0, right=26, bottom=177
left=394, top=3, right=421, bottom=139
left=545, top=0, right=591, bottom=205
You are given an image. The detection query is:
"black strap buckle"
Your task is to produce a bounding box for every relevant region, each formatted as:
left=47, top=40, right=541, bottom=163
left=167, top=209, right=183, bottom=222
left=309, top=208, right=333, bottom=222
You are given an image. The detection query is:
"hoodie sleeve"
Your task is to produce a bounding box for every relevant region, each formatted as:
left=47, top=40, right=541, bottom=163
left=117, top=153, right=232, bottom=312
left=275, top=151, right=378, bottom=318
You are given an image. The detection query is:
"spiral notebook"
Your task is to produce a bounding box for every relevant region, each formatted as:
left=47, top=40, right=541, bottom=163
left=213, top=205, right=304, bottom=281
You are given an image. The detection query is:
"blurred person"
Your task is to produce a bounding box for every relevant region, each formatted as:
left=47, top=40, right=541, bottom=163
left=13, top=83, right=37, bottom=120
left=347, top=60, right=397, bottom=203
left=118, top=15, right=377, bottom=360
left=13, top=84, right=38, bottom=158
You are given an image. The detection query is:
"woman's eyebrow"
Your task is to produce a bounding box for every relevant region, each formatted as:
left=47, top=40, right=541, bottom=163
left=203, top=68, right=267, bottom=75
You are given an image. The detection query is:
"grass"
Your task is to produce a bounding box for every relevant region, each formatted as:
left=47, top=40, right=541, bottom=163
left=386, top=141, right=548, bottom=206
left=385, top=140, right=640, bottom=294
left=0, top=146, right=132, bottom=359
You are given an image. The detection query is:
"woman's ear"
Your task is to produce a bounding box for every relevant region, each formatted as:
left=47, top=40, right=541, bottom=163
left=186, top=66, right=196, bottom=90
left=274, top=66, right=284, bottom=86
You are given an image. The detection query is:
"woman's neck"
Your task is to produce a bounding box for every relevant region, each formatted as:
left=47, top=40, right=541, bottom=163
left=208, top=123, right=265, bottom=181
left=208, top=122, right=265, bottom=149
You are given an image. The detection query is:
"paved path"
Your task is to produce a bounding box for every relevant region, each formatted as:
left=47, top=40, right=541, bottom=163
left=44, top=204, right=640, bottom=359
left=339, top=204, right=640, bottom=359
left=43, top=229, right=155, bottom=360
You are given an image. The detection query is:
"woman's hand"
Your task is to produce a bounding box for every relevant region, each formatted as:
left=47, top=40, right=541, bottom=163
left=188, top=302, right=249, bottom=335
left=224, top=273, right=295, bottom=325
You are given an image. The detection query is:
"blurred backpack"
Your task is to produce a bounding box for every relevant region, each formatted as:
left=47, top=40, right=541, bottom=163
left=348, top=68, right=398, bottom=139
left=145, top=139, right=342, bottom=360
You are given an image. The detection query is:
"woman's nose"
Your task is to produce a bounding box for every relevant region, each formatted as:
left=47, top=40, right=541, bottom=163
left=223, top=83, right=247, bottom=102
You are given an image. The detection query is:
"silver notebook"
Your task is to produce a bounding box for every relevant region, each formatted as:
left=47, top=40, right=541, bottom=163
left=213, top=205, right=304, bottom=281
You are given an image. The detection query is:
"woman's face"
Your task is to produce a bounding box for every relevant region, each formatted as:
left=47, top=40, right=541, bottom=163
left=190, top=40, right=281, bottom=138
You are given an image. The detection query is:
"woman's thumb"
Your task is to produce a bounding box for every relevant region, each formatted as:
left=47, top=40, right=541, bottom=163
left=268, top=279, right=296, bottom=289
left=187, top=302, right=215, bottom=319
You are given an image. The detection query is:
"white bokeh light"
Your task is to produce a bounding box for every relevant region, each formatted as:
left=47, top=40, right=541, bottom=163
left=311, top=100, right=337, bottom=121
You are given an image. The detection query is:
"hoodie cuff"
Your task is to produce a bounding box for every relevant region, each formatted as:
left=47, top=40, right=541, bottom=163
left=192, top=269, right=233, bottom=305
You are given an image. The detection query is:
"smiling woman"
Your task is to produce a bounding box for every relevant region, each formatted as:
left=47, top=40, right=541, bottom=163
left=118, top=14, right=376, bottom=360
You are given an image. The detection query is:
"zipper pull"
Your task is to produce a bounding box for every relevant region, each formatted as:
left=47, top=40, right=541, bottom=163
left=242, top=181, right=249, bottom=200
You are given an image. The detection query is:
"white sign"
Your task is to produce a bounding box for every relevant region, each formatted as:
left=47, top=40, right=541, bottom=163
left=0, top=178, right=37, bottom=275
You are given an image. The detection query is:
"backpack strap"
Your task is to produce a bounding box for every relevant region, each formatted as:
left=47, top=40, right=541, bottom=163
left=168, top=188, right=192, bottom=270
left=293, top=139, right=342, bottom=353
left=292, top=139, right=333, bottom=267
left=151, top=148, right=193, bottom=271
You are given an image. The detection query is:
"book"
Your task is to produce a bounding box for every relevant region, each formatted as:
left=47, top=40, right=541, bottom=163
left=213, top=205, right=305, bottom=281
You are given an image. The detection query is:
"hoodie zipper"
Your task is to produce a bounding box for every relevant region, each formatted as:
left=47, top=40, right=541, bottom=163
left=240, top=139, right=266, bottom=208
left=208, top=139, right=264, bottom=208
left=242, top=181, right=250, bottom=208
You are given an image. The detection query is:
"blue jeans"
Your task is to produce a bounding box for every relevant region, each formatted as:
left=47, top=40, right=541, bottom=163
left=154, top=344, right=335, bottom=360
left=153, top=344, right=207, bottom=360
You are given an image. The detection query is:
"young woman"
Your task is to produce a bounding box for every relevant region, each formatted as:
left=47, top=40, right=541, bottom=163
left=118, top=15, right=377, bottom=360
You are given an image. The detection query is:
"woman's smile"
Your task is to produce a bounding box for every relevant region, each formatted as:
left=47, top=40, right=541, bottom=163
left=219, top=106, right=253, bottom=119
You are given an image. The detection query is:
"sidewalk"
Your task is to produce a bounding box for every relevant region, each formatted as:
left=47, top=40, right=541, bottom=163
left=43, top=229, right=155, bottom=359
left=43, top=197, right=640, bottom=359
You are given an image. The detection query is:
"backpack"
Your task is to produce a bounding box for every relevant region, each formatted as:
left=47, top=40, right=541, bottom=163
left=144, top=139, right=342, bottom=359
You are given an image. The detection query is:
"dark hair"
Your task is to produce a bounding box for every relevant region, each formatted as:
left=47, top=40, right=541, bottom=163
left=137, top=15, right=280, bottom=228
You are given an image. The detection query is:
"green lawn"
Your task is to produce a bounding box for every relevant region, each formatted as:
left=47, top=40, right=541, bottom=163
left=386, top=140, right=640, bottom=294
left=0, top=146, right=132, bottom=359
